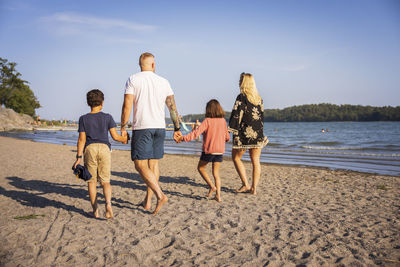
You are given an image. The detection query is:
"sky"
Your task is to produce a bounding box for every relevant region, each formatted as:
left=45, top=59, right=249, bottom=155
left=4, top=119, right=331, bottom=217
left=0, top=0, right=399, bottom=121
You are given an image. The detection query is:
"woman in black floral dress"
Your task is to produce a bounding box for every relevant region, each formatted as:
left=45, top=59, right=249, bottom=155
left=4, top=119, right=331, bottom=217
left=228, top=73, right=268, bottom=194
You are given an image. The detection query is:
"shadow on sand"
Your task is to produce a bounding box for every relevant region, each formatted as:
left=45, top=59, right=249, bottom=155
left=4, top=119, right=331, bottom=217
left=0, top=176, right=146, bottom=217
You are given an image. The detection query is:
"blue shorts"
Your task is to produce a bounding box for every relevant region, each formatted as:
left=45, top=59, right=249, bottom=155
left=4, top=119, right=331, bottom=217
left=200, top=152, right=223, bottom=163
left=131, top=129, right=165, bottom=160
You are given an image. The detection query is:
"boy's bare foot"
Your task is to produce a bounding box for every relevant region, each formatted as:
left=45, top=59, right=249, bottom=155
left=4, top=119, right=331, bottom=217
left=235, top=185, right=250, bottom=193
left=153, top=195, right=168, bottom=215
left=105, top=203, right=113, bottom=219
left=92, top=204, right=99, bottom=218
left=207, top=187, right=216, bottom=198
left=249, top=188, right=257, bottom=195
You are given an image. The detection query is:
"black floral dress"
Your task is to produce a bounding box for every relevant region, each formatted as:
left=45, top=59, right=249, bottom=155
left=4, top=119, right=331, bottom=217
left=228, top=93, right=268, bottom=149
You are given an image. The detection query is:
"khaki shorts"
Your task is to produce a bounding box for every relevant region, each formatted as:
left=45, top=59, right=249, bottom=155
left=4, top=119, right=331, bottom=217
left=84, top=143, right=111, bottom=183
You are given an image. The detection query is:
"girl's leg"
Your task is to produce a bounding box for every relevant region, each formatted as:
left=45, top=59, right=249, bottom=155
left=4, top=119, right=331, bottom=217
left=88, top=181, right=99, bottom=218
left=212, top=161, right=222, bottom=202
left=249, top=148, right=262, bottom=195
left=197, top=160, right=216, bottom=198
left=101, top=181, right=113, bottom=218
left=232, top=149, right=250, bottom=192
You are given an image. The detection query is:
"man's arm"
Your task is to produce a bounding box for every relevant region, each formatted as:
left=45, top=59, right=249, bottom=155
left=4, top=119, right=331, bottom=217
left=121, top=94, right=134, bottom=135
left=165, top=95, right=182, bottom=141
left=166, top=95, right=180, bottom=130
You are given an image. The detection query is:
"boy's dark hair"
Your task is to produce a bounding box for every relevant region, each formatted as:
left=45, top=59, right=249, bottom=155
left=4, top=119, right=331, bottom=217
left=87, top=89, right=104, bottom=108
left=205, top=99, right=225, bottom=118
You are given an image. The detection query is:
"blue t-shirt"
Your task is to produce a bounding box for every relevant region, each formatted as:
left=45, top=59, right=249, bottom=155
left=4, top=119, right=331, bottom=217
left=78, top=112, right=117, bottom=150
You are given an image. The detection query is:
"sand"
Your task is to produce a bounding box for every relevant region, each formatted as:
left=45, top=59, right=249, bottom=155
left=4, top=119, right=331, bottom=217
left=0, top=136, right=399, bottom=266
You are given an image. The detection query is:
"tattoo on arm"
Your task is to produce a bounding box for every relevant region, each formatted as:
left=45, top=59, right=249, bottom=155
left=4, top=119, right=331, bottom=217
left=166, top=95, right=180, bottom=129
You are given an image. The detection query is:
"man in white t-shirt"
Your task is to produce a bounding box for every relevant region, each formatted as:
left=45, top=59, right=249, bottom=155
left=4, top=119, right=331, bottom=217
left=120, top=52, right=182, bottom=215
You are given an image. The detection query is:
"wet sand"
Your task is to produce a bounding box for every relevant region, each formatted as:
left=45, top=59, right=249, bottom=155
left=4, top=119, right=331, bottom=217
left=0, top=136, right=399, bottom=266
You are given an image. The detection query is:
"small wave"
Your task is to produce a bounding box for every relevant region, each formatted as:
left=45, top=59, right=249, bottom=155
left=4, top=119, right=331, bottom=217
left=309, top=141, right=342, bottom=146
left=301, top=145, right=364, bottom=150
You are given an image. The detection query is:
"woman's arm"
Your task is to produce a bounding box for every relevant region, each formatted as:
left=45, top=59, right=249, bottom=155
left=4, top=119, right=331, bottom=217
left=228, top=94, right=244, bottom=133
left=225, top=123, right=230, bottom=142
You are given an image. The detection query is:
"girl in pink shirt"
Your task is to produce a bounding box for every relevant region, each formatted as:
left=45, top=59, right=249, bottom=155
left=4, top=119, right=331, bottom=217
left=178, top=99, right=230, bottom=202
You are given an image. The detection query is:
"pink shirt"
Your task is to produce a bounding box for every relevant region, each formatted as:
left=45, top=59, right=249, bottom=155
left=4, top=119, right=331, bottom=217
left=183, top=118, right=230, bottom=154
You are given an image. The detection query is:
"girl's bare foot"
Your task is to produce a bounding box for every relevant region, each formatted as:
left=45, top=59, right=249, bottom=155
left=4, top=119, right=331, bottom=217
left=153, top=195, right=168, bottom=215
left=213, top=195, right=221, bottom=202
left=235, top=185, right=250, bottom=193
left=207, top=187, right=216, bottom=198
left=105, top=202, right=113, bottom=219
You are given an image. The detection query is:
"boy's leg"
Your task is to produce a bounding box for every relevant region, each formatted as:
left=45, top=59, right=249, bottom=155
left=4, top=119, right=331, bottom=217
left=88, top=181, right=99, bottom=218
left=142, top=159, right=160, bottom=210
left=97, top=144, right=113, bottom=218
left=101, top=182, right=113, bottom=219
left=197, top=160, right=216, bottom=198
left=84, top=144, right=99, bottom=218
left=212, top=161, right=222, bottom=202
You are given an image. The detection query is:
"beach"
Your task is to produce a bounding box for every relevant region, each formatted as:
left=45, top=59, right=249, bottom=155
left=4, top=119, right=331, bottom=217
left=0, top=136, right=399, bottom=266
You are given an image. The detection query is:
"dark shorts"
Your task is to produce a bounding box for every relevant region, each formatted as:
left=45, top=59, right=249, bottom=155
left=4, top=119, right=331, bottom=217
left=131, top=128, right=165, bottom=160
left=200, top=152, right=223, bottom=163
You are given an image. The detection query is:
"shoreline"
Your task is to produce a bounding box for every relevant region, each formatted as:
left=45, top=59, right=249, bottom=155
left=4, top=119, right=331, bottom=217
left=2, top=132, right=399, bottom=177
left=0, top=136, right=399, bottom=266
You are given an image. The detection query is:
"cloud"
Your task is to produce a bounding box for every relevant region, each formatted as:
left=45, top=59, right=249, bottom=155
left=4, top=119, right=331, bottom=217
left=42, top=12, right=156, bottom=32
left=38, top=12, right=156, bottom=42
left=279, top=64, right=308, bottom=72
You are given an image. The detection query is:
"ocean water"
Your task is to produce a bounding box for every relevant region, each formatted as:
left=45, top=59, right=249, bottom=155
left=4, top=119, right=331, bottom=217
left=2, top=122, right=400, bottom=176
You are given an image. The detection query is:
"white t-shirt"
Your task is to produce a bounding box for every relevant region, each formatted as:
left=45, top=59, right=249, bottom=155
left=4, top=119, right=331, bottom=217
left=124, top=71, right=174, bottom=130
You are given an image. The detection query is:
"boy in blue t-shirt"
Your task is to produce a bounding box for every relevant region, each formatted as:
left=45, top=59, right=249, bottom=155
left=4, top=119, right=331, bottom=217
left=73, top=89, right=127, bottom=219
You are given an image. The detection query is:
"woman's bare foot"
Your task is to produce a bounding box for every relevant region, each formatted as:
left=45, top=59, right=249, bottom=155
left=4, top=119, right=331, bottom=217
left=249, top=187, right=257, bottom=195
left=153, top=195, right=168, bottom=215
left=105, top=202, right=113, bottom=219
left=92, top=204, right=99, bottom=218
left=235, top=185, right=251, bottom=193
left=207, top=187, right=216, bottom=198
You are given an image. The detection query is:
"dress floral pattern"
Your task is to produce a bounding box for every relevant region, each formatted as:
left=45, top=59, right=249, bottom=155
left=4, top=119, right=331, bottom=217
left=228, top=93, right=268, bottom=149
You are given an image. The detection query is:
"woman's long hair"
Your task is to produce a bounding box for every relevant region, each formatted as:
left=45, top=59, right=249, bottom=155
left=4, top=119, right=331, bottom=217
left=239, top=73, right=261, bottom=106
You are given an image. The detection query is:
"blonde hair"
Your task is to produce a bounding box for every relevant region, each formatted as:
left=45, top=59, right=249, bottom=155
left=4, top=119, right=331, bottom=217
left=239, top=73, right=261, bottom=105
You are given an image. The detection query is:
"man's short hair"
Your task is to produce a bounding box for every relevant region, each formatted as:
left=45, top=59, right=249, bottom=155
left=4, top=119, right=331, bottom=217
left=87, top=89, right=104, bottom=107
left=139, top=52, right=154, bottom=67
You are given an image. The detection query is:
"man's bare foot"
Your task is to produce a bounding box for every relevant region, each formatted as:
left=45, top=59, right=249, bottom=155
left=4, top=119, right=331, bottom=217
left=92, top=204, right=99, bottom=218
left=207, top=187, right=216, bottom=198
left=141, top=198, right=151, bottom=210
left=235, top=185, right=250, bottom=193
left=153, top=195, right=168, bottom=215
left=105, top=203, right=113, bottom=219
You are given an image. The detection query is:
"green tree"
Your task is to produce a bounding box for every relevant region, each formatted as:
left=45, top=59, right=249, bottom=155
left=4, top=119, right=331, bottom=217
left=0, top=57, right=40, bottom=116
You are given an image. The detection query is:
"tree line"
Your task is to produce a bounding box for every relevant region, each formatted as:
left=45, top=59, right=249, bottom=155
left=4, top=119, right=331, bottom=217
left=182, top=103, right=400, bottom=122
left=1, top=57, right=40, bottom=116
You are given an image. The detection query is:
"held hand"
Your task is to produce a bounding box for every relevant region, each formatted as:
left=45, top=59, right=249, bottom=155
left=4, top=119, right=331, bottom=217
left=123, top=132, right=130, bottom=144
left=173, top=131, right=183, bottom=143
left=121, top=130, right=128, bottom=144
left=72, top=159, right=81, bottom=170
